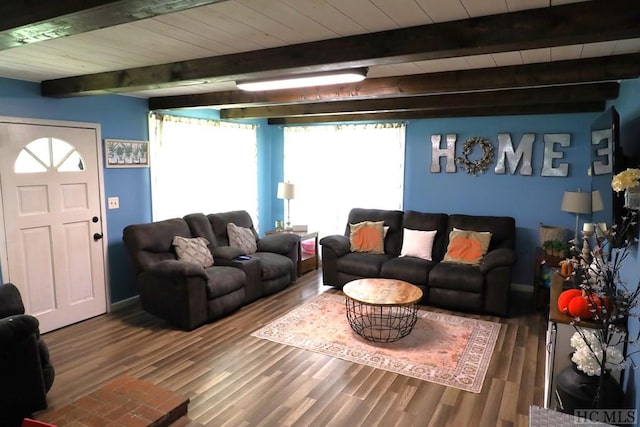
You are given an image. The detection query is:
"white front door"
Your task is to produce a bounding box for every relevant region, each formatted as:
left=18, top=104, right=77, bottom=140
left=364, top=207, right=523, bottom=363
left=0, top=119, right=107, bottom=333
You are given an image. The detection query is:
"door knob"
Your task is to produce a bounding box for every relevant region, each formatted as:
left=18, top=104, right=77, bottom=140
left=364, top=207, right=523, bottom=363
left=93, top=233, right=103, bottom=241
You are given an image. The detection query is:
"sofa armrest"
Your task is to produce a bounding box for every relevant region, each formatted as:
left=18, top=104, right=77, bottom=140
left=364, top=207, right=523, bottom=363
left=148, top=259, right=208, bottom=280
left=212, top=245, right=246, bottom=260
left=138, top=268, right=209, bottom=330
left=0, top=314, right=39, bottom=346
left=258, top=233, right=299, bottom=255
left=320, top=235, right=350, bottom=257
left=480, top=248, right=516, bottom=273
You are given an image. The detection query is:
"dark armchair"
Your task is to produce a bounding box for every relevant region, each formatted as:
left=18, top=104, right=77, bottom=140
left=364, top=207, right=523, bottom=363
left=185, top=211, right=299, bottom=304
left=122, top=218, right=246, bottom=330
left=0, top=283, right=54, bottom=425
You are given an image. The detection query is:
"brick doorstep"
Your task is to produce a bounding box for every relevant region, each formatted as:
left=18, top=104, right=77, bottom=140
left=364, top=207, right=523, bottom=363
left=38, top=376, right=190, bottom=427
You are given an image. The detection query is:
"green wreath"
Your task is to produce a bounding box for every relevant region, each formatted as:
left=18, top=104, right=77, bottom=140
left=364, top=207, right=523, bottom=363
left=455, top=137, right=494, bottom=175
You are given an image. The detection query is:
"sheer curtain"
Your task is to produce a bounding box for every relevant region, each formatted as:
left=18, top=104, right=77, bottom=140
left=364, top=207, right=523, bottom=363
left=283, top=123, right=405, bottom=240
left=149, top=113, right=259, bottom=225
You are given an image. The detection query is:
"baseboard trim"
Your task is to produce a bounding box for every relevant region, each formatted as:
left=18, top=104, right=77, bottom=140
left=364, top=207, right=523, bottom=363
left=512, top=282, right=532, bottom=293
left=110, top=295, right=139, bottom=312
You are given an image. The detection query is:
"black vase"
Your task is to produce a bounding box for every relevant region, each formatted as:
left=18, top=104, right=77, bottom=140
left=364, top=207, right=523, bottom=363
left=555, top=361, right=624, bottom=413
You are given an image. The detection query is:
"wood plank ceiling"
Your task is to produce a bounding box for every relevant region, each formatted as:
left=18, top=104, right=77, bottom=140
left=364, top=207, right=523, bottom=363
left=1, top=0, right=639, bottom=124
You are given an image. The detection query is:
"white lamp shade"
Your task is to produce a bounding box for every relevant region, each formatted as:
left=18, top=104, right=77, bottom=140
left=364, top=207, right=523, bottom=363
left=277, top=182, right=295, bottom=200
left=591, top=190, right=604, bottom=213
left=561, top=191, right=592, bottom=214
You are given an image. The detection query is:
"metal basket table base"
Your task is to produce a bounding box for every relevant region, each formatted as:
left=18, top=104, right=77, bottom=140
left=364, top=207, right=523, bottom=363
left=345, top=298, right=419, bottom=343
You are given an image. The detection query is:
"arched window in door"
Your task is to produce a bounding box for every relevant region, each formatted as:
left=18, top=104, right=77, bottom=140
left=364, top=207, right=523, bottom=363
left=14, top=137, right=85, bottom=173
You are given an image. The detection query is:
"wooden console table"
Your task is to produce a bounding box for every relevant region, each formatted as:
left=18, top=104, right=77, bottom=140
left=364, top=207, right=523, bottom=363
left=543, top=270, right=625, bottom=409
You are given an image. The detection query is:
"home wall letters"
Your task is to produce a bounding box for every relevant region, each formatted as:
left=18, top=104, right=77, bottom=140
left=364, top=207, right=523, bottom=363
left=429, top=132, right=591, bottom=177
left=495, top=133, right=535, bottom=175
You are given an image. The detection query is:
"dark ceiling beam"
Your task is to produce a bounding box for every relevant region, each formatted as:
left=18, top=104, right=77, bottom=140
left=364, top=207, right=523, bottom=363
left=0, top=0, right=228, bottom=51
left=42, top=0, right=640, bottom=97
left=149, top=53, right=640, bottom=110
left=267, top=102, right=606, bottom=125
left=219, top=82, right=619, bottom=119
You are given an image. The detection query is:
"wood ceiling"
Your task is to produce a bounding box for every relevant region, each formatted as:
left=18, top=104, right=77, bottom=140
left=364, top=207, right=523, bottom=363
left=2, top=0, right=639, bottom=124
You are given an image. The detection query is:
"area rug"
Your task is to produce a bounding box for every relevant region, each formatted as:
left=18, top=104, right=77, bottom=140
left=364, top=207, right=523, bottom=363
left=251, top=292, right=500, bottom=393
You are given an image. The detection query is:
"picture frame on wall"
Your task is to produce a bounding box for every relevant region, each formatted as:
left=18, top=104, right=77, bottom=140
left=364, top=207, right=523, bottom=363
left=105, top=139, right=149, bottom=168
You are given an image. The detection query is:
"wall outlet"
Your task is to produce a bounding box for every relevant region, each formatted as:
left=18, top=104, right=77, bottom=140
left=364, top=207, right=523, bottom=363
left=108, top=197, right=119, bottom=209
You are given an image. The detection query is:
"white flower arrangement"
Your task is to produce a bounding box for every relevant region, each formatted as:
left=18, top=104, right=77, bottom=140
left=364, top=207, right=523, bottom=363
left=570, top=330, right=625, bottom=376
left=611, top=168, right=640, bottom=192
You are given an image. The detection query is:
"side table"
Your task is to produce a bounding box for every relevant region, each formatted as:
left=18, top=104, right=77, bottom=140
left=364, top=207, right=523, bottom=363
left=532, top=247, right=565, bottom=310
left=265, top=229, right=319, bottom=276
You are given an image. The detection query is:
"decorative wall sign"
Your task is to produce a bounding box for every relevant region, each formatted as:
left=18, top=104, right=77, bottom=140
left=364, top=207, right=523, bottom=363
left=591, top=128, right=613, bottom=175
left=495, top=133, right=534, bottom=175
left=430, top=132, right=573, bottom=176
left=430, top=134, right=456, bottom=173
left=455, top=137, right=494, bottom=175
left=541, top=134, right=570, bottom=177
left=105, top=139, right=149, bottom=168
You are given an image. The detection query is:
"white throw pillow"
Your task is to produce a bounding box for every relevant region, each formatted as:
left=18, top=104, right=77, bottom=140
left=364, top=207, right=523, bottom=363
left=227, top=223, right=257, bottom=254
left=172, top=236, right=214, bottom=268
left=399, top=229, right=437, bottom=261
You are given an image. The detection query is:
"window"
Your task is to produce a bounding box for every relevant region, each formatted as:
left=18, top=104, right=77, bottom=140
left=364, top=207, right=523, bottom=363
left=149, top=114, right=259, bottom=224
left=15, top=137, right=85, bottom=173
left=283, top=123, right=405, bottom=239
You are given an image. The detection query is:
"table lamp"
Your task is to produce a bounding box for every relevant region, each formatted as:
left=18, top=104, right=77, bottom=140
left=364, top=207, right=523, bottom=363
left=277, top=182, right=295, bottom=230
left=561, top=190, right=591, bottom=245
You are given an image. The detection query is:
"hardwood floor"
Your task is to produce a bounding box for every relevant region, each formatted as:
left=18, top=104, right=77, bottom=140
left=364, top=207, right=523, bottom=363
left=36, top=270, right=546, bottom=426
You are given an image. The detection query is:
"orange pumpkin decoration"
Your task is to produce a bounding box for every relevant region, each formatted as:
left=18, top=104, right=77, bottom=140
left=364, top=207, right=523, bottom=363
left=557, top=289, right=581, bottom=314
left=567, top=295, right=593, bottom=319
left=557, top=289, right=604, bottom=319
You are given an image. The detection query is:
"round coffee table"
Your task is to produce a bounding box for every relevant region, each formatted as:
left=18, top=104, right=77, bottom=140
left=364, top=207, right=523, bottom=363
left=343, top=278, right=423, bottom=343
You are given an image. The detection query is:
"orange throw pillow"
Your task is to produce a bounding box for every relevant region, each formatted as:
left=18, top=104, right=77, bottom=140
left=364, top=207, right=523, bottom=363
left=349, top=221, right=385, bottom=254
left=443, top=230, right=492, bottom=265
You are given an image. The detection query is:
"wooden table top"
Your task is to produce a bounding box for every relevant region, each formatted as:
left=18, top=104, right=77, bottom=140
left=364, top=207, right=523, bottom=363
left=343, top=278, right=423, bottom=306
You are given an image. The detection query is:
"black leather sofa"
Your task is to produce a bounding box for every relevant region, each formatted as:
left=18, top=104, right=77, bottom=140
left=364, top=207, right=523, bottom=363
left=123, top=211, right=299, bottom=330
left=320, top=208, right=516, bottom=316
left=0, top=283, right=55, bottom=425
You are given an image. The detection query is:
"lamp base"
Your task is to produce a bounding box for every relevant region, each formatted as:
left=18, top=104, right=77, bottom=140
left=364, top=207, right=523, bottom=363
left=581, top=231, right=592, bottom=264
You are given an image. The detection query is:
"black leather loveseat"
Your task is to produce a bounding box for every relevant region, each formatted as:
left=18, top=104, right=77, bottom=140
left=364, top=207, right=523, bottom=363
left=123, top=210, right=299, bottom=330
left=320, top=208, right=516, bottom=316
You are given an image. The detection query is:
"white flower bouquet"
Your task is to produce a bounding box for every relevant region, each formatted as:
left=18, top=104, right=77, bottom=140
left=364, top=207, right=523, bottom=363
left=611, top=168, right=640, bottom=192
left=570, top=330, right=625, bottom=376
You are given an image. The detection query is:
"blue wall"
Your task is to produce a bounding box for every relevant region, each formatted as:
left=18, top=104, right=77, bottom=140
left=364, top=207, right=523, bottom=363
left=0, top=78, right=150, bottom=303
left=267, top=114, right=598, bottom=285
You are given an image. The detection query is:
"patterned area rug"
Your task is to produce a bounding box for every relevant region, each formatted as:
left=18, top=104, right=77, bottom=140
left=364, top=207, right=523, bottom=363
left=252, top=292, right=500, bottom=393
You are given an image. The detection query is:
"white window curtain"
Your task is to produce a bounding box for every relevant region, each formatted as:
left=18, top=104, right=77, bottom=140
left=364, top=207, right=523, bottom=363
left=149, top=113, right=259, bottom=226
left=283, top=123, right=405, bottom=240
